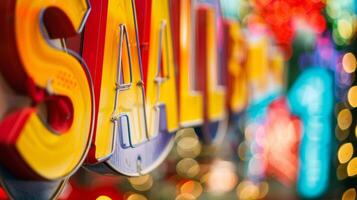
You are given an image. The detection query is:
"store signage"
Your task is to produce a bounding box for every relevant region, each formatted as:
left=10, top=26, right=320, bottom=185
left=0, top=0, right=284, bottom=197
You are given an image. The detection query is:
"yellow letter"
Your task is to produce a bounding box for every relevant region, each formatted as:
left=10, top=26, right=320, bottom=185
left=0, top=0, right=92, bottom=180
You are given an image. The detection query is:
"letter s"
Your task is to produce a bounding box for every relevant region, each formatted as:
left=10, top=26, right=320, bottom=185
left=0, top=0, right=93, bottom=180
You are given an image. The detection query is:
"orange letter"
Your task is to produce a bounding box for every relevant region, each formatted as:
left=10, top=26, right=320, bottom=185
left=171, top=0, right=204, bottom=127
left=222, top=20, right=248, bottom=114
left=137, top=0, right=179, bottom=138
left=195, top=5, right=227, bottom=143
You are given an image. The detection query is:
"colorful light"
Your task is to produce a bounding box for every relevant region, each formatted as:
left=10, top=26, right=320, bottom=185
left=342, top=52, right=357, bottom=73
left=128, top=175, right=154, bottom=192
left=342, top=188, right=356, bottom=200
left=347, top=86, right=357, bottom=107
left=206, top=160, right=238, bottom=194
left=126, top=193, right=148, bottom=200
left=180, top=181, right=203, bottom=198
left=96, top=195, right=112, bottom=200
left=176, top=158, right=200, bottom=178
left=337, top=143, right=354, bottom=164
left=221, top=0, right=240, bottom=20
left=251, top=0, right=326, bottom=49
left=287, top=67, right=334, bottom=198
left=337, top=109, right=353, bottom=130
left=326, top=0, right=357, bottom=45
left=236, top=180, right=260, bottom=200
left=259, top=98, right=301, bottom=186
left=347, top=157, right=357, bottom=176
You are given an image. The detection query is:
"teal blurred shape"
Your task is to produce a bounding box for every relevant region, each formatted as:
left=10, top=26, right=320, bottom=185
left=287, top=67, right=334, bottom=198
left=220, top=0, right=240, bottom=20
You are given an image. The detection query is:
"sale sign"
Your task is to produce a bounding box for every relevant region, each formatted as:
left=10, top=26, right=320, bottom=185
left=0, top=0, right=290, bottom=199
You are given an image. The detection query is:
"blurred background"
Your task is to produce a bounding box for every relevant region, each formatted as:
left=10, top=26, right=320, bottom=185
left=54, top=0, right=356, bottom=199
left=60, top=0, right=356, bottom=199
left=2, top=0, right=356, bottom=199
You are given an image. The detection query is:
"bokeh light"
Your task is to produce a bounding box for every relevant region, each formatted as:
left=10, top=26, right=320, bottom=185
left=342, top=52, right=357, bottom=73
left=126, top=193, right=147, bottom=200
left=342, top=188, right=356, bottom=200
left=175, top=128, right=202, bottom=158
left=180, top=181, right=203, bottom=198
left=96, top=195, right=112, bottom=200
left=347, top=86, right=357, bottom=107
left=336, top=164, right=348, bottom=180
left=338, top=143, right=354, bottom=164
left=337, top=19, right=353, bottom=40
left=236, top=180, right=260, bottom=200
left=347, top=157, right=357, bottom=177
left=176, top=158, right=200, bottom=178
left=175, top=193, right=196, bottom=200
left=337, top=109, right=353, bottom=130
left=206, top=160, right=238, bottom=194
left=128, top=175, right=153, bottom=192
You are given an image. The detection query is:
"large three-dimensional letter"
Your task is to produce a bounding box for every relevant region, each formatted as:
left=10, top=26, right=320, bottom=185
left=84, top=0, right=174, bottom=176
left=136, top=0, right=179, bottom=137
left=222, top=20, right=248, bottom=115
left=0, top=0, right=93, bottom=180
left=195, top=4, right=227, bottom=143
left=171, top=0, right=204, bottom=127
